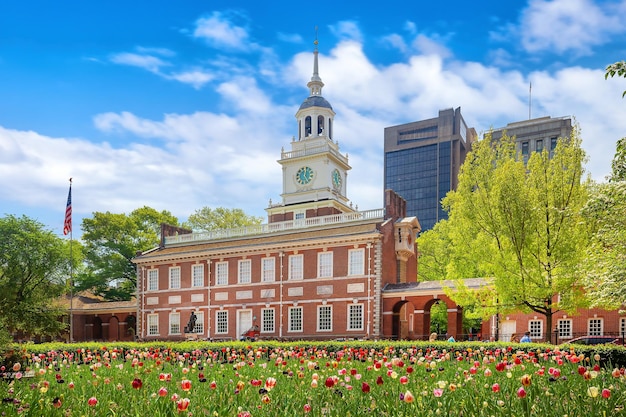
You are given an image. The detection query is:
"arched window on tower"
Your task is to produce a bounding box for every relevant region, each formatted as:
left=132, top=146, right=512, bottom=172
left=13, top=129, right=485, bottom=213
left=305, top=117, right=312, bottom=137
left=298, top=120, right=302, bottom=140
left=318, top=115, right=324, bottom=135
left=328, top=119, right=332, bottom=139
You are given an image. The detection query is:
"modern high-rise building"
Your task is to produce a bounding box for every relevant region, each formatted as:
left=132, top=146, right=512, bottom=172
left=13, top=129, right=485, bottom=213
left=384, top=108, right=476, bottom=232
left=488, top=116, right=572, bottom=163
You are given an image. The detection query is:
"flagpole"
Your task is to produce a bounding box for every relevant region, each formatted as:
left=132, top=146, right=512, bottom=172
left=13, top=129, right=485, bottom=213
left=64, top=178, right=74, bottom=343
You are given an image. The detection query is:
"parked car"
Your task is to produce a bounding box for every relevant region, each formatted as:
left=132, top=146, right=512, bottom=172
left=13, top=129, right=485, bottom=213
left=562, top=335, right=623, bottom=345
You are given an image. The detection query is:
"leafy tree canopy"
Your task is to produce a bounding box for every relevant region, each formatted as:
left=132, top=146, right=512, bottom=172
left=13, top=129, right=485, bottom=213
left=78, top=206, right=178, bottom=301
left=184, top=207, right=263, bottom=232
left=582, top=137, right=626, bottom=309
left=418, top=128, right=590, bottom=342
left=605, top=61, right=626, bottom=98
left=0, top=215, right=70, bottom=341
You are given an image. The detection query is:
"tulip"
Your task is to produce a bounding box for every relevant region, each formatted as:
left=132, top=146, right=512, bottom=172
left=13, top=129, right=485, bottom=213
left=361, top=382, right=370, bottom=393
left=517, top=387, right=527, bottom=398
left=602, top=388, right=610, bottom=399
left=492, top=383, right=500, bottom=393
left=158, top=387, right=168, bottom=397
left=587, top=386, right=599, bottom=398
left=87, top=397, right=98, bottom=407
left=181, top=379, right=192, bottom=392
left=177, top=398, right=190, bottom=412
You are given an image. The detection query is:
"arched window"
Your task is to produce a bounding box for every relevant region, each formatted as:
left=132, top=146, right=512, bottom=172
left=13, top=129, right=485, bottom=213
left=298, top=120, right=302, bottom=140
left=318, top=115, right=324, bottom=135
left=328, top=119, right=332, bottom=139
left=305, top=117, right=311, bottom=137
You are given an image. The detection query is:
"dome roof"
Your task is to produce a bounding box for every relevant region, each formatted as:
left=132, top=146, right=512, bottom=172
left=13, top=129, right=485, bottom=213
left=299, top=95, right=333, bottom=111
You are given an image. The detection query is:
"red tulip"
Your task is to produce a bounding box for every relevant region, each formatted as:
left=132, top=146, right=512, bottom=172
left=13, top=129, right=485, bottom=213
left=517, top=387, right=527, bottom=398
left=361, top=382, right=370, bottom=393
left=181, top=379, right=192, bottom=392
left=176, top=398, right=190, bottom=412
left=87, top=397, right=98, bottom=407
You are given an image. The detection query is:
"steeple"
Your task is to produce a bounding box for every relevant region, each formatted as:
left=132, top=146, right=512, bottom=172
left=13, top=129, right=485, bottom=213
left=307, top=34, right=324, bottom=97
left=266, top=31, right=353, bottom=222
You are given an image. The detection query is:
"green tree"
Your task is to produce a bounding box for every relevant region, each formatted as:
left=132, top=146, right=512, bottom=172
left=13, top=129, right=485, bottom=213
left=0, top=215, right=70, bottom=341
left=582, top=137, right=626, bottom=309
left=185, top=207, right=263, bottom=232
left=422, top=129, right=590, bottom=342
left=78, top=206, right=178, bottom=301
left=605, top=61, right=626, bottom=98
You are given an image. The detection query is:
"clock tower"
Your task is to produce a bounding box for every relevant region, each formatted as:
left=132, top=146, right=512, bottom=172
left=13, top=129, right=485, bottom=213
left=267, top=39, right=353, bottom=222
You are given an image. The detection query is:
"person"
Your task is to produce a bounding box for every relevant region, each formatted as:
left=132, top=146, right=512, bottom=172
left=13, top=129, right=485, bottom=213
left=520, top=332, right=532, bottom=343
left=429, top=332, right=438, bottom=342
left=510, top=334, right=519, bottom=343
left=186, top=312, right=197, bottom=333
left=447, top=335, right=455, bottom=342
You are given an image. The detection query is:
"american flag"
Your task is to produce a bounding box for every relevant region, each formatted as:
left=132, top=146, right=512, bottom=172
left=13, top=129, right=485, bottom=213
left=63, top=181, right=72, bottom=235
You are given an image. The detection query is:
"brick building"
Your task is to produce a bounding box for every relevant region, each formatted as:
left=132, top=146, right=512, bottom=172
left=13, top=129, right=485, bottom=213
left=131, top=42, right=465, bottom=342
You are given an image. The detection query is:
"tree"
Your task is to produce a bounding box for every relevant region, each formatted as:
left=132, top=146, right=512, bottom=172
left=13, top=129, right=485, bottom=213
left=78, top=206, right=179, bottom=301
left=422, top=128, right=590, bottom=342
left=0, top=215, right=70, bottom=341
left=582, top=137, right=626, bottom=309
left=605, top=61, right=626, bottom=98
left=185, top=207, right=263, bottom=232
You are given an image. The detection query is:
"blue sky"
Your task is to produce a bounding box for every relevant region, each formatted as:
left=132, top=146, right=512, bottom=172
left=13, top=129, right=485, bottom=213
left=1, top=0, right=625, bottom=235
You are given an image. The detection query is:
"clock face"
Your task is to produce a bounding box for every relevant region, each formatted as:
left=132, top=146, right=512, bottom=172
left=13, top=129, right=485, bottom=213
left=296, top=166, right=314, bottom=185
left=332, top=169, right=342, bottom=189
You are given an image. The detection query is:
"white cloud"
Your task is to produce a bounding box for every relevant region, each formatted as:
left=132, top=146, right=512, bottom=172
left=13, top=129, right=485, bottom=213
left=193, top=11, right=254, bottom=51
left=518, top=0, right=625, bottom=54
left=329, top=21, right=363, bottom=43
left=169, top=69, right=214, bottom=89
left=110, top=52, right=170, bottom=73
left=411, top=34, right=452, bottom=59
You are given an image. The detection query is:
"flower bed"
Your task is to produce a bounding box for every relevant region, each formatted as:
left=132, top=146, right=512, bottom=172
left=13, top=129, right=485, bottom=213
left=1, top=341, right=625, bottom=416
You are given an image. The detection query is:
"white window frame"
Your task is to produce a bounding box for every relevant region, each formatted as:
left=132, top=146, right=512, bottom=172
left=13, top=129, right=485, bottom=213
left=261, top=308, right=275, bottom=333
left=238, top=259, right=252, bottom=284
left=169, top=312, right=181, bottom=335
left=557, top=318, right=572, bottom=339
left=288, top=306, right=303, bottom=332
left=588, top=318, right=603, bottom=336
left=262, top=257, right=275, bottom=282
left=317, top=305, right=332, bottom=332
left=192, top=264, right=204, bottom=287
left=147, top=269, right=159, bottom=291
left=348, top=304, right=364, bottom=331
left=216, top=262, right=228, bottom=286
left=289, top=254, right=303, bottom=281
left=216, top=310, right=228, bottom=334
left=169, top=266, right=181, bottom=289
left=348, top=249, right=365, bottom=276
left=193, top=311, right=204, bottom=334
left=528, top=319, right=543, bottom=339
left=318, top=252, right=333, bottom=278
left=147, top=314, right=159, bottom=336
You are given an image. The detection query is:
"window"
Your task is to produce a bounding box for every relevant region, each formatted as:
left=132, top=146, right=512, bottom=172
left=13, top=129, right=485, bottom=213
left=147, top=314, right=159, bottom=336
left=588, top=318, right=603, bottom=336
left=216, top=311, right=228, bottom=334
left=192, top=264, right=204, bottom=287
left=536, top=139, right=544, bottom=153
left=621, top=318, right=626, bottom=338
left=262, top=258, right=275, bottom=282
left=261, top=308, right=275, bottom=333
left=557, top=318, right=572, bottom=339
left=529, top=320, right=543, bottom=339
left=318, top=252, right=333, bottom=278
left=289, top=307, right=303, bottom=332
left=289, top=255, right=303, bottom=280
left=147, top=269, right=158, bottom=291
left=318, top=305, right=332, bottom=332
left=348, top=249, right=365, bottom=276
left=521, top=141, right=529, bottom=162
left=216, top=262, right=228, bottom=286
left=193, top=312, right=204, bottom=334
left=238, top=260, right=251, bottom=284
left=169, top=267, right=181, bottom=289
left=169, top=312, right=181, bottom=335
left=348, top=304, right=364, bottom=331
left=305, top=116, right=311, bottom=136
left=295, top=212, right=305, bottom=220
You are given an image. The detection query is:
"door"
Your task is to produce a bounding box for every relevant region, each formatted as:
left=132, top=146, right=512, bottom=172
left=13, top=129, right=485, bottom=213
left=500, top=320, right=517, bottom=341
left=237, top=310, right=253, bottom=340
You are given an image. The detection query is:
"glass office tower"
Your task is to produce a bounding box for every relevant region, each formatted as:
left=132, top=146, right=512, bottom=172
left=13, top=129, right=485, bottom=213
left=384, top=108, right=476, bottom=232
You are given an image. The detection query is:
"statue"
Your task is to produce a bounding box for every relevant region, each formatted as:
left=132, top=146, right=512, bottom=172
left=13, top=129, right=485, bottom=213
left=185, top=312, right=197, bottom=333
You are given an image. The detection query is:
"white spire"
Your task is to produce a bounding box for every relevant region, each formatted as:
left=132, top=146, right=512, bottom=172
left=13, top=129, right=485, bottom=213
left=307, top=32, right=324, bottom=96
